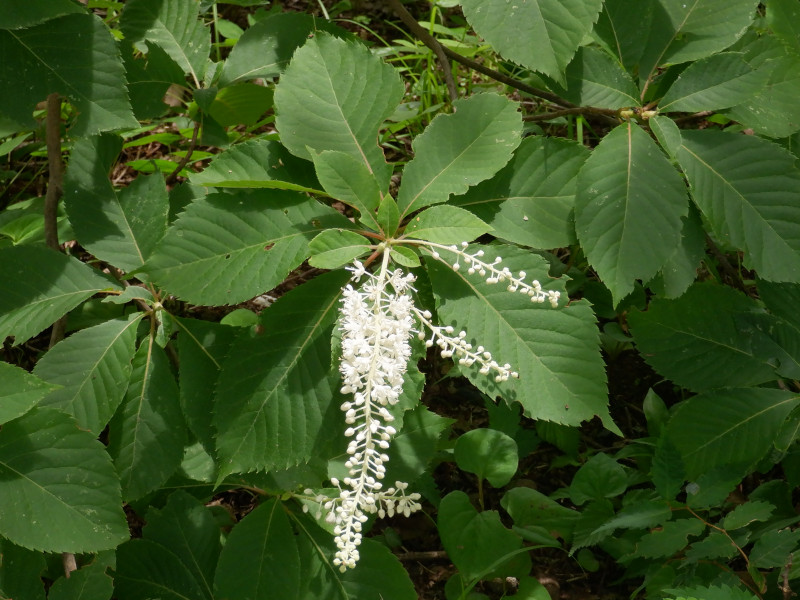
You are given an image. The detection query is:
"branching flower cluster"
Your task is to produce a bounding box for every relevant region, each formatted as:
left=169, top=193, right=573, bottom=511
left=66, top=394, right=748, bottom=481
left=308, top=242, right=560, bottom=571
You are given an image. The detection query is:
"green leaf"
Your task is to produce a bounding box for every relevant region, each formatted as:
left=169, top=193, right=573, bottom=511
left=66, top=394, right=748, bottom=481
left=649, top=115, right=682, bottom=159
left=452, top=136, right=589, bottom=249
left=767, top=0, right=800, bottom=56
left=0, top=13, right=137, bottom=135
left=0, top=540, right=45, bottom=600
left=48, top=553, right=114, bottom=600
left=77, top=171, right=169, bottom=273
left=0, top=362, right=60, bottom=425
left=397, top=94, right=522, bottom=219
left=207, top=83, right=272, bottom=127
left=454, top=428, right=519, bottom=488
left=758, top=280, right=800, bottom=331
left=750, top=528, right=800, bottom=568
left=312, top=150, right=382, bottom=231
left=427, top=244, right=617, bottom=432
left=219, top=12, right=347, bottom=85
left=594, top=0, right=653, bottom=73
left=0, top=245, right=120, bottom=346
left=649, top=205, right=706, bottom=299
left=143, top=491, right=220, bottom=600
left=114, top=540, right=208, bottom=600
left=0, top=0, right=83, bottom=29
left=33, top=316, right=140, bottom=434
left=722, top=500, right=774, bottom=530
left=551, top=46, right=640, bottom=109
left=294, top=515, right=417, bottom=600
left=120, top=0, right=209, bottom=85
left=123, top=41, right=186, bottom=120
left=377, top=195, right=401, bottom=235
left=629, top=283, right=777, bottom=391
left=593, top=500, right=672, bottom=534
left=214, top=499, right=300, bottom=600
left=460, top=0, right=603, bottom=81
left=189, top=138, right=322, bottom=193
left=143, top=190, right=348, bottom=305
left=575, top=121, right=688, bottom=304
left=666, top=584, right=759, bottom=600
left=274, top=34, right=403, bottom=191
left=65, top=134, right=169, bottom=271
left=438, top=490, right=527, bottom=581
left=638, top=0, right=759, bottom=81
left=651, top=437, right=685, bottom=500
left=387, top=405, right=453, bottom=487
left=725, top=36, right=800, bottom=138
left=678, top=129, right=800, bottom=281
left=663, top=388, right=800, bottom=479
left=502, top=486, right=579, bottom=545
left=659, top=52, right=763, bottom=112
left=175, top=318, right=238, bottom=453
left=636, top=519, right=705, bottom=558
left=108, top=338, right=186, bottom=501
left=403, top=205, right=492, bottom=245
left=214, top=270, right=349, bottom=479
left=0, top=407, right=128, bottom=552
left=569, top=453, right=627, bottom=505
left=308, top=229, right=372, bottom=269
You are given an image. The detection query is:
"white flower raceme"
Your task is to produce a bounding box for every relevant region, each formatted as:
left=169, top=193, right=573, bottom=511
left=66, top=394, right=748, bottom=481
left=309, top=242, right=560, bottom=570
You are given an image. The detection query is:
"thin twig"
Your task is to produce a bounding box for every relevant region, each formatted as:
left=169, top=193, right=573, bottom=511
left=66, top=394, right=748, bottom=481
left=395, top=550, right=449, bottom=561
left=45, top=93, right=75, bottom=577
left=165, top=120, right=200, bottom=185
left=525, top=106, right=619, bottom=122
left=387, top=0, right=458, bottom=102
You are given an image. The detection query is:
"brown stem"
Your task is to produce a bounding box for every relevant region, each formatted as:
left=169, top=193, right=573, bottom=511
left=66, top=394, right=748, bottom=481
left=44, top=93, right=67, bottom=348
left=387, top=0, right=458, bottom=103
left=44, top=93, right=63, bottom=251
left=62, top=552, right=77, bottom=578
left=165, top=120, right=200, bottom=186
left=524, top=106, right=619, bottom=122
left=395, top=550, right=448, bottom=561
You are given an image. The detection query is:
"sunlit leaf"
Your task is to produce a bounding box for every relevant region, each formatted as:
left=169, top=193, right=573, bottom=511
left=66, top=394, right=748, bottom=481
left=0, top=362, right=60, bottom=425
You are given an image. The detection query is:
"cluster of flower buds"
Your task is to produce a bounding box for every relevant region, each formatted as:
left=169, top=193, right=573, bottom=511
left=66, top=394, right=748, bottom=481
left=427, top=241, right=561, bottom=308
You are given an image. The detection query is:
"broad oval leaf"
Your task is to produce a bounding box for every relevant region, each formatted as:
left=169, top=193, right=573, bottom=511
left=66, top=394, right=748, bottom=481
left=403, top=205, right=491, bottom=245
left=575, top=121, right=688, bottom=304
left=664, top=388, right=800, bottom=479
left=120, top=0, right=209, bottom=84
left=0, top=0, right=83, bottom=30
left=33, top=316, right=141, bottom=434
left=214, top=499, right=301, bottom=600
left=725, top=36, right=800, bottom=138
left=143, top=190, right=350, bottom=305
left=767, top=0, right=800, bottom=56
left=0, top=407, right=128, bottom=552
left=452, top=136, right=589, bottom=249
left=312, top=150, right=382, bottom=231
left=219, top=12, right=347, bottom=85
left=115, top=539, right=208, bottom=600
left=0, top=13, right=137, bottom=135
left=438, top=490, right=528, bottom=581
left=551, top=46, right=640, bottom=109
left=108, top=338, right=186, bottom=501
left=189, top=138, right=322, bottom=193
left=659, top=52, right=764, bottom=112
left=397, top=93, right=522, bottom=219
left=0, top=539, right=46, bottom=600
left=214, top=270, right=350, bottom=479
left=454, top=428, right=518, bottom=488
left=427, top=244, right=616, bottom=432
left=677, top=129, right=800, bottom=282
left=0, top=362, right=60, bottom=425
left=274, top=34, right=403, bottom=192
left=0, top=245, right=120, bottom=346
left=638, top=0, right=759, bottom=81
left=629, top=283, right=777, bottom=391
left=308, top=229, right=372, bottom=269
left=461, top=0, right=603, bottom=81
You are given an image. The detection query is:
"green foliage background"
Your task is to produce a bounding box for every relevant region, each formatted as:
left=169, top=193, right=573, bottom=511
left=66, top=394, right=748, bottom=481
left=1, top=0, right=800, bottom=598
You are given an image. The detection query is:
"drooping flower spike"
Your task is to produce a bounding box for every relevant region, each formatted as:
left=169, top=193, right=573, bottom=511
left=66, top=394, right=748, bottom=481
left=308, top=242, right=560, bottom=570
